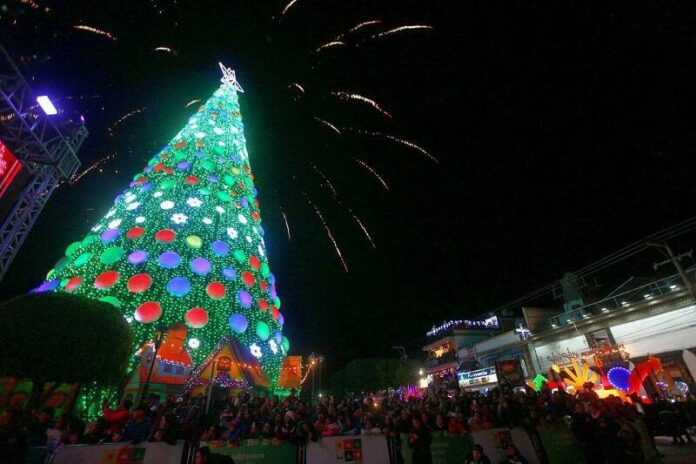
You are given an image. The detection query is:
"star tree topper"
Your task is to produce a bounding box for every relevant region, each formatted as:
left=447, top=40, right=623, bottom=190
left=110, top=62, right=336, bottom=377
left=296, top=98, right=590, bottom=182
left=219, top=62, right=244, bottom=93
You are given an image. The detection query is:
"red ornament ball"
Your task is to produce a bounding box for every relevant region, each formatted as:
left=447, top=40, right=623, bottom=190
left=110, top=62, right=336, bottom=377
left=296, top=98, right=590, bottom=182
left=185, top=176, right=199, bottom=185
left=164, top=167, right=174, bottom=175
left=249, top=255, right=260, bottom=270
left=185, top=307, right=209, bottom=328
left=174, top=141, right=186, bottom=149
left=126, top=227, right=145, bottom=239
left=155, top=229, right=176, bottom=243
left=153, top=163, right=165, bottom=172
left=66, top=276, right=83, bottom=292
left=206, top=282, right=226, bottom=299
left=259, top=280, right=268, bottom=292
left=258, top=298, right=268, bottom=312
left=135, top=301, right=162, bottom=323
left=128, top=273, right=152, bottom=293
left=241, top=271, right=255, bottom=287
left=94, top=270, right=119, bottom=289
left=271, top=306, right=280, bottom=320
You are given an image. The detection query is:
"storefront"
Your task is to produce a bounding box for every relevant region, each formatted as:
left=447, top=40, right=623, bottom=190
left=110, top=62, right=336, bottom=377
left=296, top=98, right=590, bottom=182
left=609, top=304, right=696, bottom=396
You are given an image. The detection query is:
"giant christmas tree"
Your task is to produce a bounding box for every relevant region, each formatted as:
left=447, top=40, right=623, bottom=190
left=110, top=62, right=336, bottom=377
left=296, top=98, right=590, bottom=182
left=32, top=65, right=288, bottom=385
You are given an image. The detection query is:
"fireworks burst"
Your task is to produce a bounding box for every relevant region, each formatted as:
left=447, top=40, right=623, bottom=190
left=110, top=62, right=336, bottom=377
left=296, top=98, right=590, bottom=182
left=7, top=1, right=436, bottom=270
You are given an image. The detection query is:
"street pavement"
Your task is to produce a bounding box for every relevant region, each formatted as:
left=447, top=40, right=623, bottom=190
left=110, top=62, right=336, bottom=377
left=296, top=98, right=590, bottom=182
left=654, top=436, right=696, bottom=464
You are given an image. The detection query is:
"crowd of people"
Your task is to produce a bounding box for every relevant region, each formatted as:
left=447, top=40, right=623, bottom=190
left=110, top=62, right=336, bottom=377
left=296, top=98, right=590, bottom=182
left=1, top=383, right=695, bottom=464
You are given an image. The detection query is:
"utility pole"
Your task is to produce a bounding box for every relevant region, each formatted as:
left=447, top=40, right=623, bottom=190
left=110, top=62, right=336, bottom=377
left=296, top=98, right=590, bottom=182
left=648, top=242, right=696, bottom=300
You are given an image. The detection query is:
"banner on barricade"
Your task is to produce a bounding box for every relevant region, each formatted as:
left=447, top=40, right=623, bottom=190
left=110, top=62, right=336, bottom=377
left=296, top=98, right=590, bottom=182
left=401, top=428, right=540, bottom=464
left=51, top=441, right=184, bottom=464
left=307, top=435, right=389, bottom=464
left=207, top=439, right=295, bottom=464
left=401, top=432, right=473, bottom=464
left=537, top=424, right=586, bottom=464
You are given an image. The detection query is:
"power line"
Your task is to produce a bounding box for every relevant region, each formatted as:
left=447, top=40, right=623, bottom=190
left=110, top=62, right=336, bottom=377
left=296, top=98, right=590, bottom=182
left=491, top=217, right=696, bottom=313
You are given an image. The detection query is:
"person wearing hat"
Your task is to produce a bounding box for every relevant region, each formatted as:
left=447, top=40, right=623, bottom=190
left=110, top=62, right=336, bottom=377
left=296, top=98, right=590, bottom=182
left=464, top=444, right=491, bottom=464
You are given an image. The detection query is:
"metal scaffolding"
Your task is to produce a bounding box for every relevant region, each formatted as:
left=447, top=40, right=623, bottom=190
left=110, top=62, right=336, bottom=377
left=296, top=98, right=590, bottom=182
left=0, top=43, right=87, bottom=281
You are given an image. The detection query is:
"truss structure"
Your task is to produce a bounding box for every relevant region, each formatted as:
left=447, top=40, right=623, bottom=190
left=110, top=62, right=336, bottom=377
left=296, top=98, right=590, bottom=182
left=0, top=43, right=87, bottom=281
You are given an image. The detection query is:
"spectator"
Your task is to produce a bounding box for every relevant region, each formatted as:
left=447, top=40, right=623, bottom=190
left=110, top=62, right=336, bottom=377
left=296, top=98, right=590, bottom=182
left=121, top=406, right=151, bottom=443
left=499, top=444, right=528, bottom=464
left=149, top=413, right=180, bottom=445
left=407, top=416, right=432, bottom=464
left=464, top=443, right=491, bottom=464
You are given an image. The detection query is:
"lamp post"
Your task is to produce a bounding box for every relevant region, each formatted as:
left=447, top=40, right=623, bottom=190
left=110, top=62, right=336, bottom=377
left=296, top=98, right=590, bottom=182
left=139, top=323, right=167, bottom=405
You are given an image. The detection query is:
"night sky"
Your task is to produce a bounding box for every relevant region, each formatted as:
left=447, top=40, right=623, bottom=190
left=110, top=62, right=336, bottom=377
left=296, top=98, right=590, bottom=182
left=1, top=1, right=695, bottom=373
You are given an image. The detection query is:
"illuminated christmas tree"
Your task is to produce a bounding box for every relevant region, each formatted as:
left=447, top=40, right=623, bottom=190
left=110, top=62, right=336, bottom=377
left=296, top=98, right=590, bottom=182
left=33, top=65, right=289, bottom=385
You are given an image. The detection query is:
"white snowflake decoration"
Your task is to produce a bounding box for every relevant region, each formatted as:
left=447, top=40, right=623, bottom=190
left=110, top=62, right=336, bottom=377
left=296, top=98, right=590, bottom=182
left=126, top=202, right=140, bottom=211
left=160, top=200, right=174, bottom=210
left=249, top=343, right=262, bottom=358
left=187, top=197, right=202, bottom=208
left=108, top=219, right=122, bottom=229
left=153, top=191, right=163, bottom=198
left=237, top=213, right=248, bottom=225
left=269, top=339, right=278, bottom=354
left=171, top=213, right=188, bottom=224
left=216, top=206, right=226, bottom=214
left=135, top=216, right=146, bottom=224
left=202, top=217, right=213, bottom=225
left=245, top=235, right=252, bottom=244
left=227, top=227, right=238, bottom=240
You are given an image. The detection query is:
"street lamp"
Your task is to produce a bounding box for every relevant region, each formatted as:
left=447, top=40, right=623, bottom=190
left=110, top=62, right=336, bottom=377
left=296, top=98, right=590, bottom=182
left=139, top=323, right=168, bottom=405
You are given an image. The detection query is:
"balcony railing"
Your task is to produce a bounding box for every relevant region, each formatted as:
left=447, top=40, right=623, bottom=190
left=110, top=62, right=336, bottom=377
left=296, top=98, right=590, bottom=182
left=547, top=267, right=695, bottom=330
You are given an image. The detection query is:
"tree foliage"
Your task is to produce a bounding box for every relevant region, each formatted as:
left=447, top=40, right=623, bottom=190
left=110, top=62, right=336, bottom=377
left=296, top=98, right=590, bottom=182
left=329, top=358, right=420, bottom=397
left=0, top=292, right=133, bottom=385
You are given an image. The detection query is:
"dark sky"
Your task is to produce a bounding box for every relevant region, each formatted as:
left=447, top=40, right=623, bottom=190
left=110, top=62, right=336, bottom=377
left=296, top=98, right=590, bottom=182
left=1, top=1, right=696, bottom=372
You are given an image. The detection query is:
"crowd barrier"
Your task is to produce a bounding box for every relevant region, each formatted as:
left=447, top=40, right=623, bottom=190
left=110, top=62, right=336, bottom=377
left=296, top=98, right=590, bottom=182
left=50, top=440, right=185, bottom=464
left=30, top=425, right=589, bottom=464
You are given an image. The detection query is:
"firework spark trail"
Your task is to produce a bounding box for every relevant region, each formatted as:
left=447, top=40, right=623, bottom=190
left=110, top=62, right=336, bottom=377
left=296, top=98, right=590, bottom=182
left=348, top=208, right=375, bottom=248
left=331, top=91, right=392, bottom=118
left=336, top=19, right=382, bottom=40
left=109, top=107, right=146, bottom=133
left=314, top=117, right=342, bottom=135
left=73, top=25, right=117, bottom=41
left=288, top=83, right=305, bottom=94
left=313, top=41, right=345, bottom=53
left=185, top=99, right=201, bottom=108
left=312, top=164, right=338, bottom=198
left=352, top=157, right=389, bottom=191
left=346, top=128, right=437, bottom=163
left=281, top=0, right=301, bottom=16
left=154, top=46, right=176, bottom=54
left=307, top=197, right=349, bottom=272
left=281, top=210, right=292, bottom=241
left=336, top=200, right=376, bottom=248
left=64, top=153, right=117, bottom=186
left=370, top=25, right=433, bottom=40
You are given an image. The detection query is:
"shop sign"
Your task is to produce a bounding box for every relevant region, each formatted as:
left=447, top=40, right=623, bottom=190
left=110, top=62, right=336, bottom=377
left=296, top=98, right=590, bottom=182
left=545, top=348, right=581, bottom=366
left=458, top=367, right=497, bottom=387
